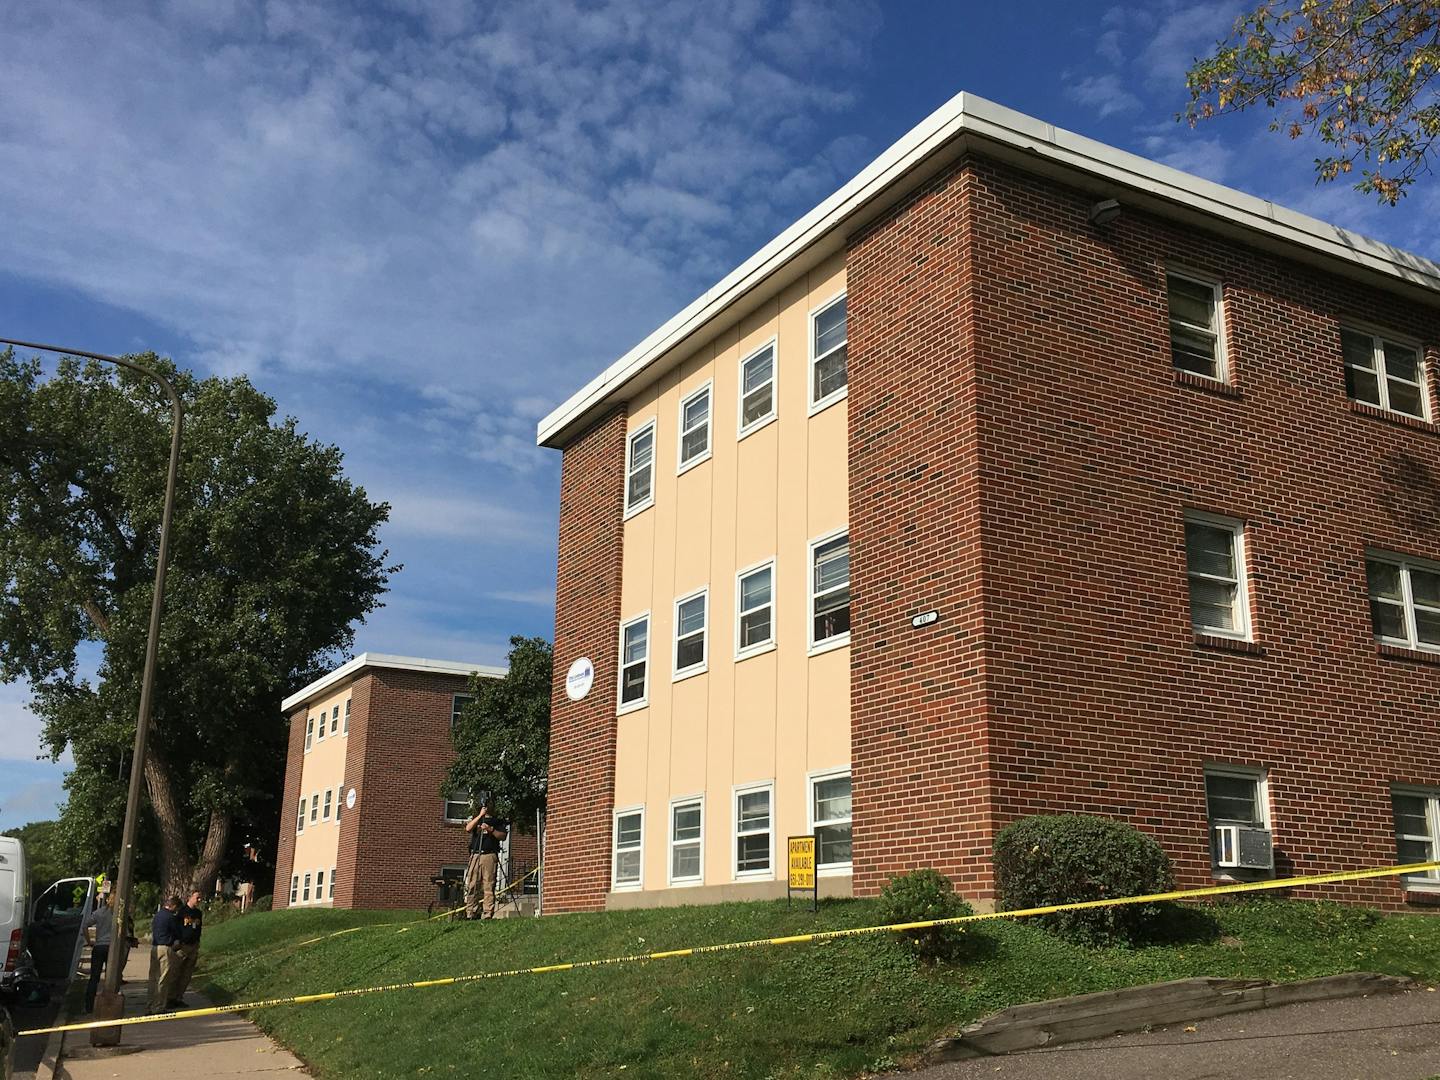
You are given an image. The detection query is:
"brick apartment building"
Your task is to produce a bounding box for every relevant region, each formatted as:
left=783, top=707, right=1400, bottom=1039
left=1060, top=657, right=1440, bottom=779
left=535, top=92, right=1440, bottom=915
left=273, top=653, right=538, bottom=910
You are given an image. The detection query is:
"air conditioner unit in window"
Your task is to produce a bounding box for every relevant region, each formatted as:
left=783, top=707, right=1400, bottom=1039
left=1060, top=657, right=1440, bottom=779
left=1214, top=825, right=1274, bottom=870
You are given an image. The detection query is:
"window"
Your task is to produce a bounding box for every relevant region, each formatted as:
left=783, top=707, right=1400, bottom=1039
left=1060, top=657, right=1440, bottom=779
left=734, top=784, right=773, bottom=877
left=618, top=614, right=649, bottom=710
left=1392, top=787, right=1440, bottom=888
left=1367, top=554, right=1440, bottom=653
left=674, top=589, right=708, bottom=678
left=443, top=791, right=471, bottom=823
left=315, top=869, right=325, bottom=900
left=1204, top=765, right=1268, bottom=869
left=624, top=420, right=656, bottom=516
left=736, top=562, right=775, bottom=658
left=309, top=793, right=319, bottom=824
left=302, top=872, right=312, bottom=903
left=1342, top=327, right=1428, bottom=419
left=316, top=709, right=325, bottom=741
left=330, top=705, right=340, bottom=735
left=810, top=294, right=848, bottom=410
left=738, top=342, right=776, bottom=435
left=451, top=694, right=473, bottom=729
left=810, top=530, right=851, bottom=649
left=336, top=779, right=345, bottom=822
left=322, top=789, right=333, bottom=821
left=1166, top=273, right=1227, bottom=381
left=296, top=800, right=305, bottom=834
left=329, top=867, right=337, bottom=900
left=305, top=715, right=314, bottom=752
left=809, top=770, right=852, bottom=870
left=670, top=799, right=703, bottom=885
left=289, top=876, right=298, bottom=904
left=677, top=383, right=712, bottom=472
left=613, top=808, right=643, bottom=889
left=1184, top=513, right=1250, bottom=640
left=343, top=698, right=351, bottom=734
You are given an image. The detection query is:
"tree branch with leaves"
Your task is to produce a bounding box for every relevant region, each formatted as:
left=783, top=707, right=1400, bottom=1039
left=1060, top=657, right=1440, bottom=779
left=1184, top=0, right=1440, bottom=203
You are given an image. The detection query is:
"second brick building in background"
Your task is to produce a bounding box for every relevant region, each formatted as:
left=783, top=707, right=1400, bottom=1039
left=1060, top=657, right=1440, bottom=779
left=537, top=92, right=1440, bottom=915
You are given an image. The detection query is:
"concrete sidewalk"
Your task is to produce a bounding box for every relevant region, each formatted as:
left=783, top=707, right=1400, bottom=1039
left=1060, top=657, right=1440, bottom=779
left=54, top=949, right=305, bottom=1078
left=913, top=988, right=1440, bottom=1080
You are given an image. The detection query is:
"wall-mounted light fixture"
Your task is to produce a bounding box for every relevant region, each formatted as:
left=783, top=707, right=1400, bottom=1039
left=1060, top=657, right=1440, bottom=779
left=1088, top=198, right=1122, bottom=227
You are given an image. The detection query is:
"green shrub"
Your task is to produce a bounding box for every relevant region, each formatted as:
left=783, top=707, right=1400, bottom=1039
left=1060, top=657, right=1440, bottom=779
left=993, top=814, right=1174, bottom=946
left=253, top=894, right=273, bottom=913
left=132, top=881, right=160, bottom=921
left=876, top=869, right=974, bottom=962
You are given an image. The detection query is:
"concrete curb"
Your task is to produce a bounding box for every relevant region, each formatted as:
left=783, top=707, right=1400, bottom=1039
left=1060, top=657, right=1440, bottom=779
left=926, top=971, right=1418, bottom=1061
left=33, top=980, right=77, bottom=1080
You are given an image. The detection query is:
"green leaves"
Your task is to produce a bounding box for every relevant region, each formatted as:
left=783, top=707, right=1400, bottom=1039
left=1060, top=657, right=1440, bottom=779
left=1183, top=0, right=1440, bottom=204
left=445, top=636, right=552, bottom=821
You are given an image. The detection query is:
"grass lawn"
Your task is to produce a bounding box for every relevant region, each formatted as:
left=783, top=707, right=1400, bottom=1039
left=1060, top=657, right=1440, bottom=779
left=197, top=898, right=1440, bottom=1080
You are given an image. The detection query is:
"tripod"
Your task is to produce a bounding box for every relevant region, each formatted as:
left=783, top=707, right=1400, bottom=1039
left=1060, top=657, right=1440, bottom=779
left=492, top=853, right=525, bottom=917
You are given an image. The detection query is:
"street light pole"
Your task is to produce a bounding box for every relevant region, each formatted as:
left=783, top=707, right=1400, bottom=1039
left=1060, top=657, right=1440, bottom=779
left=0, top=338, right=183, bottom=1025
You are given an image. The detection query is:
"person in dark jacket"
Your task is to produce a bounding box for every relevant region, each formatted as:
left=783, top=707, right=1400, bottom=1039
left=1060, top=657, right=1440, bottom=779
left=169, top=888, right=204, bottom=1007
left=146, top=896, right=183, bottom=1012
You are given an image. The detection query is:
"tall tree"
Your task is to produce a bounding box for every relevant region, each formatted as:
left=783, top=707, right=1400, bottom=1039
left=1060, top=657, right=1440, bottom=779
left=1184, top=0, right=1440, bottom=203
left=445, top=636, right=551, bottom=822
left=0, top=349, right=394, bottom=895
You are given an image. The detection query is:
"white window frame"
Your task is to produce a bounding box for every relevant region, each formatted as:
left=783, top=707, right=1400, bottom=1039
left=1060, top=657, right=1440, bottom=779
left=732, top=781, right=775, bottom=881
left=1166, top=270, right=1229, bottom=383
left=302, top=872, right=312, bottom=903
left=808, top=291, right=848, bottom=415
left=617, top=612, right=651, bottom=715
left=735, top=559, right=777, bottom=660
left=329, top=866, right=337, bottom=900
left=315, top=868, right=325, bottom=903
left=668, top=796, right=705, bottom=887
left=309, top=792, right=319, bottom=824
left=807, top=767, right=853, bottom=874
left=336, top=777, right=344, bottom=824
left=443, top=790, right=471, bottom=823
left=623, top=418, right=657, bottom=519
left=808, top=526, right=851, bottom=655
left=673, top=587, right=709, bottom=681
left=330, top=704, right=340, bottom=736
left=1183, top=510, right=1252, bottom=641
left=737, top=338, right=778, bottom=439
left=1342, top=323, right=1429, bottom=420
left=304, top=715, right=314, bottom=752
left=1203, top=763, right=1271, bottom=873
left=451, top=693, right=473, bottom=730
left=322, top=788, right=333, bottom=822
left=611, top=806, right=644, bottom=891
left=1367, top=550, right=1440, bottom=654
left=342, top=698, right=351, bottom=734
left=676, top=380, right=713, bottom=475
left=296, top=800, right=305, bottom=834
left=289, top=876, right=298, bottom=904
left=1392, top=784, right=1440, bottom=889
left=316, top=708, right=325, bottom=741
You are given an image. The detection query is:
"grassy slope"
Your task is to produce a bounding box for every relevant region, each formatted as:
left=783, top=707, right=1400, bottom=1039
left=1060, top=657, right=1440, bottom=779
left=198, top=899, right=1440, bottom=1080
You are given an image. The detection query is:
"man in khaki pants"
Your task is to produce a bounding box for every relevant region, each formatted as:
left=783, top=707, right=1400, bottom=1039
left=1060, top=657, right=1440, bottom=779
left=147, top=895, right=183, bottom=1012
left=463, top=802, right=508, bottom=920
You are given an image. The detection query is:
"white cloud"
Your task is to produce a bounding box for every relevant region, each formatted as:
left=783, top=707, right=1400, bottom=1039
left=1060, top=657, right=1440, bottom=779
left=1066, top=74, right=1143, bottom=120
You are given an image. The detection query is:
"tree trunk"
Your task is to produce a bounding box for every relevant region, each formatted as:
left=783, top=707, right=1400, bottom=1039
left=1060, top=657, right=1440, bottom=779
left=193, top=807, right=231, bottom=898
left=143, top=755, right=195, bottom=897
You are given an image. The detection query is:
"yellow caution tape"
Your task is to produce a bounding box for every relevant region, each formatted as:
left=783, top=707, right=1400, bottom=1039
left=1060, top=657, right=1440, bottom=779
left=20, top=858, right=1439, bottom=1039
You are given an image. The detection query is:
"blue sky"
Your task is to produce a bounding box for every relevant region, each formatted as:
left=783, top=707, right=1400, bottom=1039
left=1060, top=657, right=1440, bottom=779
left=3, top=0, right=1439, bottom=832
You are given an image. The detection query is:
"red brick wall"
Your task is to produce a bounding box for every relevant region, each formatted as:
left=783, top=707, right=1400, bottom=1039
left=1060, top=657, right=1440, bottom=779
left=271, top=706, right=307, bottom=909
left=852, top=155, right=1440, bottom=908
left=846, top=162, right=997, bottom=898
left=544, top=408, right=628, bottom=913
left=347, top=668, right=477, bottom=909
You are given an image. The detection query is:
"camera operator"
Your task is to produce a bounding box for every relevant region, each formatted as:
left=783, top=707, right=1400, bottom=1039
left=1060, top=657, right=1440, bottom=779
left=463, top=800, right=509, bottom=920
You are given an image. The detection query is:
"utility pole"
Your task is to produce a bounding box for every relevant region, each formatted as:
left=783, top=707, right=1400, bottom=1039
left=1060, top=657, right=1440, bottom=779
left=0, top=338, right=183, bottom=1044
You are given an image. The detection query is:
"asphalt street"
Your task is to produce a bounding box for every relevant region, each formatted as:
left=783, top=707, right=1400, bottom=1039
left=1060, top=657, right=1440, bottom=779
left=914, top=990, right=1440, bottom=1080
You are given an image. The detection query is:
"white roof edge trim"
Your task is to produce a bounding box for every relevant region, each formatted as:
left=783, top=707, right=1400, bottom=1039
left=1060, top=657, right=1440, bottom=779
left=537, top=91, right=1440, bottom=449
left=281, top=652, right=506, bottom=712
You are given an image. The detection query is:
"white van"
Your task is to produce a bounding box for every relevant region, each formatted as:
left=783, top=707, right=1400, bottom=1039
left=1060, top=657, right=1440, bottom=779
left=0, top=836, right=26, bottom=995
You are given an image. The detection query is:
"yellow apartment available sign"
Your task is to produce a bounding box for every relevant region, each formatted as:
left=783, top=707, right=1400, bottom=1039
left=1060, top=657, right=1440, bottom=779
left=788, top=836, right=816, bottom=890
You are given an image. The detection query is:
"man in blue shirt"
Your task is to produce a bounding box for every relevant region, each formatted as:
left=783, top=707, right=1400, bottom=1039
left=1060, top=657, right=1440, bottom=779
left=146, top=895, right=183, bottom=1013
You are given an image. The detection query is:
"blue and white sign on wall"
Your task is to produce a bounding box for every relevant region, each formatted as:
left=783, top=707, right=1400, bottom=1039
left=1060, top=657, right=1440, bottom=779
left=566, top=657, right=595, bottom=701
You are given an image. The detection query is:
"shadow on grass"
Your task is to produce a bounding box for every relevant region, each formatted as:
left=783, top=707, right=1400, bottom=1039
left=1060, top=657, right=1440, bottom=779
left=1133, top=902, right=1223, bottom=946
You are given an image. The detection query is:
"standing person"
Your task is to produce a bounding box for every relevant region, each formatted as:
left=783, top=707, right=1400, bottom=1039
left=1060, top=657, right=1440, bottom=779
left=236, top=842, right=261, bottom=913
left=169, top=888, right=204, bottom=1008
left=146, top=895, right=183, bottom=1013
left=463, top=801, right=508, bottom=920
left=80, top=890, right=115, bottom=1014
